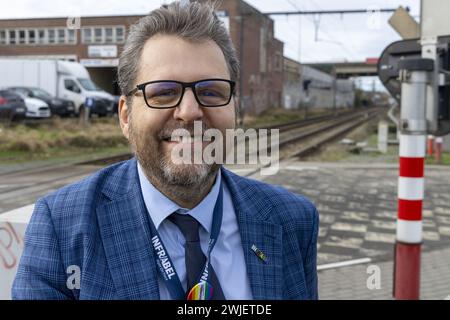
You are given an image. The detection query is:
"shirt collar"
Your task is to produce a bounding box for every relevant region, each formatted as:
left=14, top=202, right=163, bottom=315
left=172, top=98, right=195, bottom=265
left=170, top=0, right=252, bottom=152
left=137, top=162, right=221, bottom=234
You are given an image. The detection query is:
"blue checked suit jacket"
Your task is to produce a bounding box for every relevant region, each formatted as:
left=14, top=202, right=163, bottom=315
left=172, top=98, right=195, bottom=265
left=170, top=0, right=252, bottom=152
left=12, top=159, right=319, bottom=300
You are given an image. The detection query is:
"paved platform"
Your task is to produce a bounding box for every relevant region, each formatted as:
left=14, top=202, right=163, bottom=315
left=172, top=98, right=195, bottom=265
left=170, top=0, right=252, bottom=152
left=0, top=165, right=99, bottom=214
left=318, top=246, right=450, bottom=300
left=1, top=159, right=449, bottom=299
left=253, top=160, right=450, bottom=299
left=255, top=160, right=450, bottom=266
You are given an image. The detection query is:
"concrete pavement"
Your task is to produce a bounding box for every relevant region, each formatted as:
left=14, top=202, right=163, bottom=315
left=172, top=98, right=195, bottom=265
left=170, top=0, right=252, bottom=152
left=255, top=160, right=450, bottom=299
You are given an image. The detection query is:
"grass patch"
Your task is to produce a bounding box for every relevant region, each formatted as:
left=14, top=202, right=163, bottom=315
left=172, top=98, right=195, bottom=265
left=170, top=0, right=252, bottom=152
left=425, top=152, right=450, bottom=165
left=0, top=146, right=130, bottom=164
left=304, top=113, right=403, bottom=163
left=306, top=122, right=450, bottom=166
left=0, top=117, right=129, bottom=164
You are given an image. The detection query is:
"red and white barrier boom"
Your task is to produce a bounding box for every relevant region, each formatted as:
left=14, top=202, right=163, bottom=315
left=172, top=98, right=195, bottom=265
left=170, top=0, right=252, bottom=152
left=394, top=58, right=434, bottom=300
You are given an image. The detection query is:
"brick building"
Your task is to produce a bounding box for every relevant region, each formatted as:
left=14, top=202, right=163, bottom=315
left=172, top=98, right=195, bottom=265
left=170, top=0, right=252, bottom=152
left=0, top=15, right=140, bottom=95
left=208, top=0, right=284, bottom=114
left=0, top=0, right=284, bottom=115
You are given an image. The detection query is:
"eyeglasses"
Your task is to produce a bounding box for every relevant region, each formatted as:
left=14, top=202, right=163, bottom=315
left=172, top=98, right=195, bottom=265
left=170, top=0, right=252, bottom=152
left=126, top=78, right=236, bottom=109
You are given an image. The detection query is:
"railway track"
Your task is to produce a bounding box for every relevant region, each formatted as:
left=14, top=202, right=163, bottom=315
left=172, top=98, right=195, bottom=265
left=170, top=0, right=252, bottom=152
left=0, top=107, right=377, bottom=174
left=258, top=108, right=356, bottom=133
left=237, top=107, right=382, bottom=163
left=290, top=109, right=381, bottom=158
left=227, top=107, right=384, bottom=177
left=0, top=107, right=384, bottom=213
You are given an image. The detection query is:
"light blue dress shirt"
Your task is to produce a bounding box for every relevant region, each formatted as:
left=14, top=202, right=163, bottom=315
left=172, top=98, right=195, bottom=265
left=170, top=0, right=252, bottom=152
left=137, top=163, right=253, bottom=300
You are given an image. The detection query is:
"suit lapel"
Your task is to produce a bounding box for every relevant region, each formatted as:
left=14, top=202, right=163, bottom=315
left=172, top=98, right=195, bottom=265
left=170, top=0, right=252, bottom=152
left=95, top=162, right=285, bottom=300
left=96, top=160, right=160, bottom=300
left=222, top=168, right=284, bottom=300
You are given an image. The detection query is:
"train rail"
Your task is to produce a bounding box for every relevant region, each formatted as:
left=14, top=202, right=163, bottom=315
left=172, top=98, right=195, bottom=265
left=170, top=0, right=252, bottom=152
left=0, top=107, right=384, bottom=213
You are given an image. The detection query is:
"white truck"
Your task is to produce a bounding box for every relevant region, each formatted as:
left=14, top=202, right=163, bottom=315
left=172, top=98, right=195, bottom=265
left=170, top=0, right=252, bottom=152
left=0, top=59, right=115, bottom=116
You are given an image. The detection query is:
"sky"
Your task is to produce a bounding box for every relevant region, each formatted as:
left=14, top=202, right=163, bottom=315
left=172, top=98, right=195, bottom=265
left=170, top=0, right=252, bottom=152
left=0, top=0, right=422, bottom=90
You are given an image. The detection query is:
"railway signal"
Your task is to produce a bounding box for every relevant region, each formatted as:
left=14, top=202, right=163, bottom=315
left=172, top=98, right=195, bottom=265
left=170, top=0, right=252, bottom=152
left=378, top=0, right=450, bottom=299
left=394, top=57, right=433, bottom=299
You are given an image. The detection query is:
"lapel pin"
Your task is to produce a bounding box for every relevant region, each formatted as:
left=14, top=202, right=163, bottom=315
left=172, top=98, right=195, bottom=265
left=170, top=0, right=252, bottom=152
left=251, top=244, right=267, bottom=263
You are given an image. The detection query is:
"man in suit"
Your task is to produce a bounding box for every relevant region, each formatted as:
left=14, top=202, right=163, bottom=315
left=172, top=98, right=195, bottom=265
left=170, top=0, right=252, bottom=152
left=12, top=1, right=319, bottom=300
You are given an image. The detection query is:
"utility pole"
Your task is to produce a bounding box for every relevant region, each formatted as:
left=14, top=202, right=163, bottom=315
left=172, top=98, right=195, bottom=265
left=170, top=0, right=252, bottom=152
left=394, top=58, right=433, bottom=300
left=332, top=68, right=337, bottom=116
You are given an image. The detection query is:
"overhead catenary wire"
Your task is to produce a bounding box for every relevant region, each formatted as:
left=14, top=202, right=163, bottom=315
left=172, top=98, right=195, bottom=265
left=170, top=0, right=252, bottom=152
left=282, top=0, right=359, bottom=62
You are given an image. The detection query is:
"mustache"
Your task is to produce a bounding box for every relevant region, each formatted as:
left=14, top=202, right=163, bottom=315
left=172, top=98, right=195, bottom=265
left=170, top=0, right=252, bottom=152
left=158, top=122, right=211, bottom=140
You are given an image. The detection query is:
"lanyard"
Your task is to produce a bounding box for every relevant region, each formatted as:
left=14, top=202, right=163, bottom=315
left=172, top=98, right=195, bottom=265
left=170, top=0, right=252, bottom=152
left=148, top=184, right=223, bottom=300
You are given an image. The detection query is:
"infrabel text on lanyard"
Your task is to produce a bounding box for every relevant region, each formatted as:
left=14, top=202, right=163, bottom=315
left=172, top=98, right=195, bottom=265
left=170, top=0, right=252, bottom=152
left=149, top=185, right=223, bottom=300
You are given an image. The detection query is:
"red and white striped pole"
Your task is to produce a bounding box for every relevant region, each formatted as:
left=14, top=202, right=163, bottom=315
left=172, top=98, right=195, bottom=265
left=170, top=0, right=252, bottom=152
left=393, top=58, right=433, bottom=300
left=394, top=134, right=425, bottom=299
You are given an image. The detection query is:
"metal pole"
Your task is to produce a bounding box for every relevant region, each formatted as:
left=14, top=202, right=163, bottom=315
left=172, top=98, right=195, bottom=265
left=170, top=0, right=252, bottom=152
left=332, top=75, right=337, bottom=116
left=435, top=136, right=443, bottom=163
left=427, top=135, right=435, bottom=156
left=238, top=15, right=245, bottom=126
left=393, top=58, right=433, bottom=300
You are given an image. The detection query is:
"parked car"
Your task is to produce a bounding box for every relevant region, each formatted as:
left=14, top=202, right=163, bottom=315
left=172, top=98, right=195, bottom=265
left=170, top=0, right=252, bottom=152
left=0, top=59, right=115, bottom=117
left=84, top=95, right=115, bottom=117
left=7, top=87, right=75, bottom=117
left=13, top=91, right=51, bottom=119
left=0, top=90, right=27, bottom=122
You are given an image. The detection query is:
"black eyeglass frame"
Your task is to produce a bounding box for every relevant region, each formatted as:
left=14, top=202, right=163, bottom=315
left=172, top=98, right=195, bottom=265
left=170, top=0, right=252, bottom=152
left=125, top=78, right=236, bottom=109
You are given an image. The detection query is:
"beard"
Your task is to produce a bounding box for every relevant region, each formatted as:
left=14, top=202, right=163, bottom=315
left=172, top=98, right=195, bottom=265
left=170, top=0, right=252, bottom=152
left=128, top=117, right=220, bottom=191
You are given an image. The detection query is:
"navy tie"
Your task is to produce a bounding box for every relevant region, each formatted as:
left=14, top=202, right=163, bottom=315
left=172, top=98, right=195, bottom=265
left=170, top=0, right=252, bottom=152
left=168, top=213, right=225, bottom=300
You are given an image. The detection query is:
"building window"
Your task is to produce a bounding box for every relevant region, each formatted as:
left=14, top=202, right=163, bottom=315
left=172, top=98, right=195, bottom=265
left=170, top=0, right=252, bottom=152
left=57, top=28, right=66, bottom=44
left=9, top=30, right=16, bottom=44
left=275, top=52, right=282, bottom=71
left=83, top=28, right=92, bottom=44
left=48, top=29, right=56, bottom=44
left=115, top=26, right=125, bottom=43
left=0, top=30, right=6, bottom=45
left=105, top=27, right=113, bottom=43
left=18, top=30, right=26, bottom=44
left=0, top=27, right=76, bottom=46
left=81, top=26, right=125, bottom=44
left=94, top=27, right=103, bottom=43
left=37, top=29, right=46, bottom=44
left=28, top=29, right=36, bottom=44
left=68, top=29, right=76, bottom=44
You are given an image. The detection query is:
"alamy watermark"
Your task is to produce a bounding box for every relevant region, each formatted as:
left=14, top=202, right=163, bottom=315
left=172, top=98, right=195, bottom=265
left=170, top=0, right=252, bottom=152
left=66, top=4, right=82, bottom=30
left=366, top=264, right=381, bottom=290
left=170, top=121, right=280, bottom=176
left=66, top=265, right=81, bottom=290
left=66, top=17, right=81, bottom=30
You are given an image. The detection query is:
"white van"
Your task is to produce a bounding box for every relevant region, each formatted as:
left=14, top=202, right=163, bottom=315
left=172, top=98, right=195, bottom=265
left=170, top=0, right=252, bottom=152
left=0, top=59, right=115, bottom=116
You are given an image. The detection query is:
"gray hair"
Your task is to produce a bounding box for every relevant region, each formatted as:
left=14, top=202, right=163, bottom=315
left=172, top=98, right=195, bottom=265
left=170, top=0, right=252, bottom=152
left=118, top=0, right=240, bottom=106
